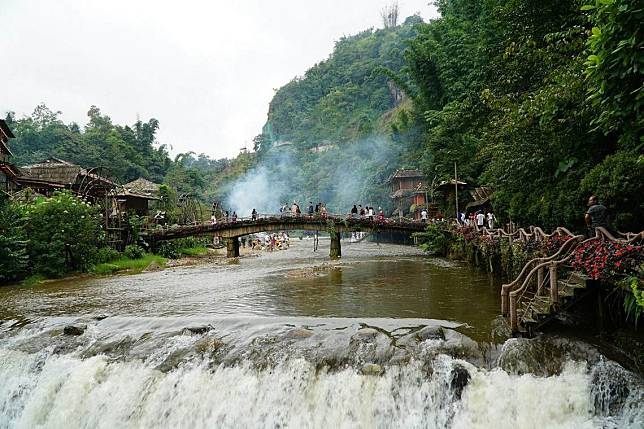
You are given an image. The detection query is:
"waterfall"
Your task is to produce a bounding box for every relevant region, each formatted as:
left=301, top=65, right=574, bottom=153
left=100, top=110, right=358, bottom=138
left=0, top=317, right=642, bottom=429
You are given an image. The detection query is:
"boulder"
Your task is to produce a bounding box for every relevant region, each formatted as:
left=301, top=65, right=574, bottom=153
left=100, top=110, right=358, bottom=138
left=63, top=324, right=86, bottom=336
left=360, top=363, right=384, bottom=376
left=450, top=364, right=471, bottom=399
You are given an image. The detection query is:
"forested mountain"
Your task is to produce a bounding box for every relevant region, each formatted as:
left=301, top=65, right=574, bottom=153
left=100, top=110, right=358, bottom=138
left=261, top=15, right=422, bottom=149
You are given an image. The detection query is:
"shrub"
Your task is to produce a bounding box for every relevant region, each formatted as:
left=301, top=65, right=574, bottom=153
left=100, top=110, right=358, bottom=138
left=413, top=223, right=449, bottom=255
left=0, top=200, right=28, bottom=283
left=24, top=191, right=101, bottom=278
left=123, top=244, right=145, bottom=260
left=95, top=247, right=121, bottom=263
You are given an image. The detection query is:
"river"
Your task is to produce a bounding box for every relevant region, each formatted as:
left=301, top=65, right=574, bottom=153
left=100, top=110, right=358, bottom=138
left=0, top=240, right=642, bottom=428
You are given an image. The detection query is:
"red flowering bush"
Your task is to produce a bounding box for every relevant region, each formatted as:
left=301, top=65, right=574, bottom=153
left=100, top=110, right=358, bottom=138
left=541, top=234, right=572, bottom=256
left=571, top=239, right=643, bottom=280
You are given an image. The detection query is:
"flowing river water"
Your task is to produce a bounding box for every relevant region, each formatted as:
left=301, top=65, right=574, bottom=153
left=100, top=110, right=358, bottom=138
left=0, top=240, right=642, bottom=428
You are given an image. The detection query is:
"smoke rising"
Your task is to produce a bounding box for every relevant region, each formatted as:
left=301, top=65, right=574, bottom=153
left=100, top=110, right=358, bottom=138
left=225, top=136, right=401, bottom=217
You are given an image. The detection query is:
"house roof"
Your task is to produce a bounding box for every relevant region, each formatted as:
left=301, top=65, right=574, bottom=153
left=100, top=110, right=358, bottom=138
left=123, top=177, right=160, bottom=195
left=19, top=157, right=115, bottom=187
left=387, top=169, right=424, bottom=183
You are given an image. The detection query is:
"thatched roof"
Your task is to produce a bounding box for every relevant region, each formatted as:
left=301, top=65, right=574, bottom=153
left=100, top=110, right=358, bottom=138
left=123, top=177, right=160, bottom=195
left=19, top=157, right=115, bottom=188
left=387, top=169, right=424, bottom=183
left=20, top=158, right=82, bottom=184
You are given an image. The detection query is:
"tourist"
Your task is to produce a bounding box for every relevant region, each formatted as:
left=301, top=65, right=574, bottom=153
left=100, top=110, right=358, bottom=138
left=308, top=202, right=314, bottom=216
left=585, top=195, right=610, bottom=237
left=232, top=211, right=237, bottom=223
left=487, top=211, right=496, bottom=229
left=320, top=204, right=327, bottom=219
left=210, top=211, right=217, bottom=225
left=351, top=204, right=358, bottom=218
left=359, top=205, right=365, bottom=219
left=291, top=202, right=298, bottom=217
left=369, top=206, right=374, bottom=221
left=476, top=211, right=485, bottom=228
left=378, top=207, right=385, bottom=221
left=224, top=210, right=229, bottom=223
left=421, top=208, right=428, bottom=223
left=296, top=203, right=301, bottom=216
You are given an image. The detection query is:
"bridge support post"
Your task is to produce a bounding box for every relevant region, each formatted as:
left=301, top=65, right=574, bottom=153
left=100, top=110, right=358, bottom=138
left=226, top=237, right=240, bottom=258
left=330, top=232, right=341, bottom=259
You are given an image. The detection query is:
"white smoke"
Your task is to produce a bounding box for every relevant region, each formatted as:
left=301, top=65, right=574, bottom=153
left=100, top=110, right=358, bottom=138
left=225, top=136, right=402, bottom=216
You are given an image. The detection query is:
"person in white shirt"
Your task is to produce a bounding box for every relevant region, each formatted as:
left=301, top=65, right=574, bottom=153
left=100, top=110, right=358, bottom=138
left=421, top=208, right=428, bottom=223
left=476, top=211, right=485, bottom=228
left=487, top=212, right=496, bottom=229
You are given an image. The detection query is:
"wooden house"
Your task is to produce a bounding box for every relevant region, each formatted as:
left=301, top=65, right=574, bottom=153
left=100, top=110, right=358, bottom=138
left=387, top=169, right=426, bottom=218
left=0, top=119, right=19, bottom=194
left=116, top=178, right=161, bottom=216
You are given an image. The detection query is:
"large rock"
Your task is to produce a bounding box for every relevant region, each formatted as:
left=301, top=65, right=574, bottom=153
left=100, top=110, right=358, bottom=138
left=450, top=364, right=471, bottom=399
left=360, top=363, right=384, bottom=376
left=63, top=324, right=86, bottom=336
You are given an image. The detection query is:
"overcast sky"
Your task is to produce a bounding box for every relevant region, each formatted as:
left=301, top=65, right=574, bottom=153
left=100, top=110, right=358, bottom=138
left=2, top=0, right=438, bottom=159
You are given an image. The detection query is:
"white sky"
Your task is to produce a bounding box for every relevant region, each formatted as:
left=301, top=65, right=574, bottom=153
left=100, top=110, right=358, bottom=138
left=1, top=0, right=438, bottom=159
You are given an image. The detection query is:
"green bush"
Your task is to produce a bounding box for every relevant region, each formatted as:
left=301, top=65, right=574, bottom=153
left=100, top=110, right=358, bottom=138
left=0, top=200, right=28, bottom=283
left=23, top=191, right=101, bottom=278
left=123, top=244, right=145, bottom=260
left=95, top=247, right=121, bottom=264
left=155, top=241, right=179, bottom=259
left=413, top=224, right=449, bottom=255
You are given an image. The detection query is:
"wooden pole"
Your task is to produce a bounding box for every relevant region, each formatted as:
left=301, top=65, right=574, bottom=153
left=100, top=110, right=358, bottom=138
left=454, top=162, right=459, bottom=221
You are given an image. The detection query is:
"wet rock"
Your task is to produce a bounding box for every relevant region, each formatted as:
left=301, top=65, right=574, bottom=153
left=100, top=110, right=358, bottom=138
left=396, top=326, right=446, bottom=348
left=349, top=328, right=394, bottom=365
left=93, top=314, right=110, bottom=321
left=285, top=328, right=314, bottom=340
left=417, top=326, right=445, bottom=341
left=63, top=324, right=86, bottom=336
left=360, top=363, right=384, bottom=376
left=144, top=261, right=162, bottom=272
left=182, top=326, right=212, bottom=335
left=353, top=327, right=379, bottom=341
left=450, top=364, right=471, bottom=399
left=195, top=337, right=225, bottom=354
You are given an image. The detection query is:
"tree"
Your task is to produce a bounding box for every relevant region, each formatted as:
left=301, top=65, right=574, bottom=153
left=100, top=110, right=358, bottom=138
left=381, top=2, right=400, bottom=28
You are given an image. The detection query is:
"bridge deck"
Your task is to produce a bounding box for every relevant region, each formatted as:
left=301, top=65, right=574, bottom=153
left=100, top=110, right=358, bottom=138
left=141, top=215, right=428, bottom=241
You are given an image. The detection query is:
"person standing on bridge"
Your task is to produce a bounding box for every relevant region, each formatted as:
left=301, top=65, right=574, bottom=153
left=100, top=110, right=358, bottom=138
left=585, top=195, right=610, bottom=237
left=251, top=208, right=257, bottom=221
left=308, top=202, right=314, bottom=217
left=487, top=211, right=496, bottom=229
left=476, top=211, right=485, bottom=229
left=351, top=205, right=358, bottom=218
left=232, top=211, right=237, bottom=223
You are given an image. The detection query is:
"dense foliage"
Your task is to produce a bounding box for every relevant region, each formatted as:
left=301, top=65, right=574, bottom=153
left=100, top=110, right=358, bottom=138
left=388, top=0, right=642, bottom=231
left=262, top=17, right=421, bottom=149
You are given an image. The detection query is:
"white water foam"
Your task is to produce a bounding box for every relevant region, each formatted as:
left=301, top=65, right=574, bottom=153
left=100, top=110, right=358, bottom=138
left=2, top=347, right=640, bottom=429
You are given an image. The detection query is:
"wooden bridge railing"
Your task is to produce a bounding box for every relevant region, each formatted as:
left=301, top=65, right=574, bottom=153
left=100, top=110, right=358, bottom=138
left=500, top=226, right=644, bottom=332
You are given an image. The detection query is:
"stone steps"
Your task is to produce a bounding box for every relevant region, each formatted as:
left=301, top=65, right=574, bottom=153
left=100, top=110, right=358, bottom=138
left=517, top=273, right=589, bottom=334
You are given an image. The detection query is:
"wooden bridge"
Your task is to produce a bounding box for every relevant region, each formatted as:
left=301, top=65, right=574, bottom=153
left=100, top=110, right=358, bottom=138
left=141, top=214, right=427, bottom=258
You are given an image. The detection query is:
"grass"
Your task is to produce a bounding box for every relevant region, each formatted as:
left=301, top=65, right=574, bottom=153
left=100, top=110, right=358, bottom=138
left=93, top=254, right=166, bottom=275
left=177, top=246, right=210, bottom=257
left=21, top=273, right=47, bottom=286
